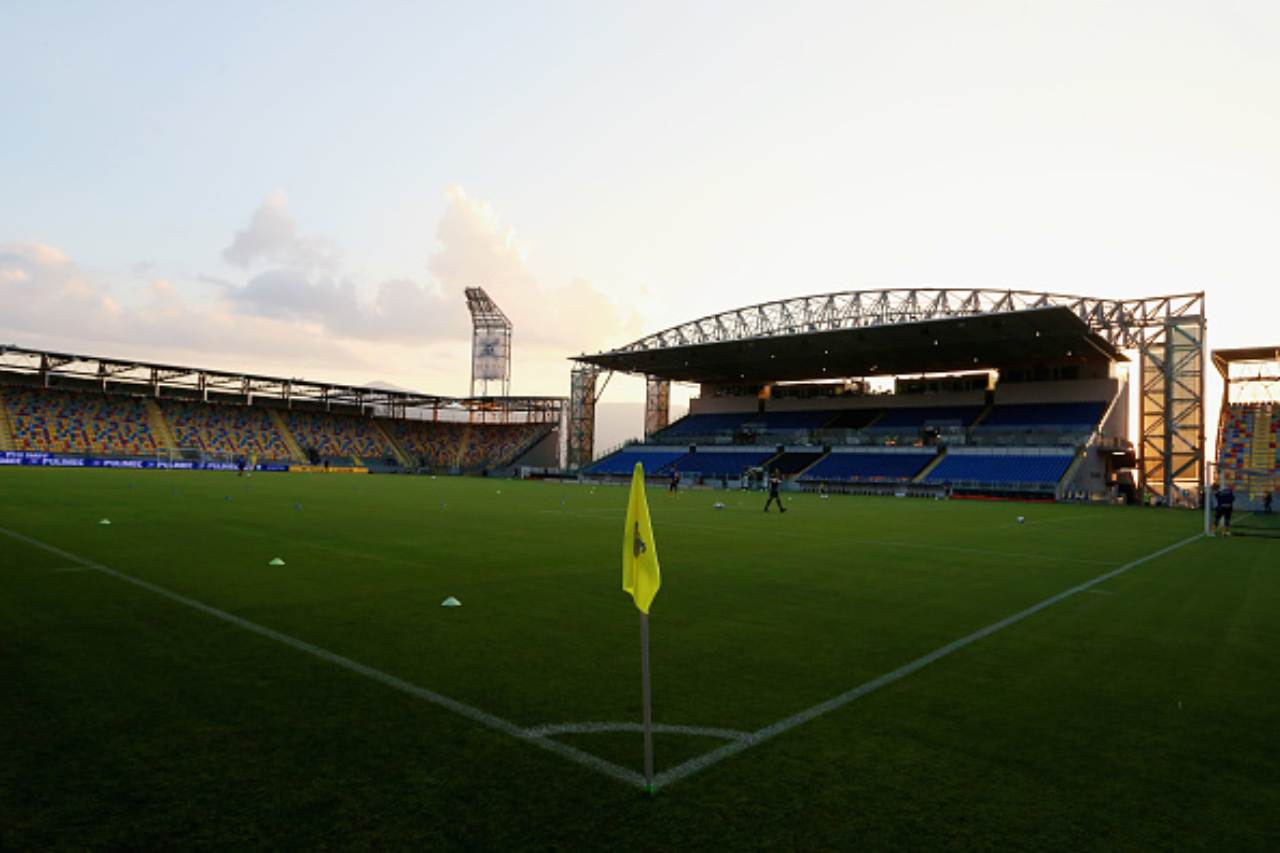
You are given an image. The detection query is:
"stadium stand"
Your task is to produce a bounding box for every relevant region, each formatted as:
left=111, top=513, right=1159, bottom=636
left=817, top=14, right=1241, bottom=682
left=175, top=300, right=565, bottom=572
left=583, top=447, right=688, bottom=476
left=798, top=450, right=936, bottom=483
left=2, top=387, right=160, bottom=456
left=383, top=420, right=553, bottom=471
left=977, top=401, right=1107, bottom=430
left=769, top=450, right=825, bottom=475
left=868, top=405, right=985, bottom=430
left=283, top=410, right=396, bottom=465
left=671, top=449, right=776, bottom=477
left=823, top=409, right=883, bottom=430
left=923, top=451, right=1075, bottom=489
left=657, top=412, right=753, bottom=437
left=160, top=400, right=298, bottom=462
left=1218, top=405, right=1252, bottom=475
left=740, top=411, right=835, bottom=431
left=0, top=397, right=15, bottom=451
left=1216, top=403, right=1280, bottom=497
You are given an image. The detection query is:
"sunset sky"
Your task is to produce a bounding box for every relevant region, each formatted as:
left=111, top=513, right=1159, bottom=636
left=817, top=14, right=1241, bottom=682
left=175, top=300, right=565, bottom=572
left=4, top=1, right=1278, bottom=448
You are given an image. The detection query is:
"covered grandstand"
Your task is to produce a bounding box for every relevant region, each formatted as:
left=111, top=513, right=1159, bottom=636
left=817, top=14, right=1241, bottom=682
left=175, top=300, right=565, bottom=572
left=1212, top=347, right=1279, bottom=530
left=573, top=289, right=1206, bottom=502
left=0, top=345, right=564, bottom=474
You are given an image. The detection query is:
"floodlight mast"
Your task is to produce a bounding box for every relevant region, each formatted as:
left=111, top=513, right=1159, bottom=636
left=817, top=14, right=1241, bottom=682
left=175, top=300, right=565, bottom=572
left=465, top=287, right=513, bottom=399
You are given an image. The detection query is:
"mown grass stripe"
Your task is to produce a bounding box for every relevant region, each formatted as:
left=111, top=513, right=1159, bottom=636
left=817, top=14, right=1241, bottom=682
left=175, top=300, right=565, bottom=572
left=650, top=532, right=1204, bottom=791
left=0, top=525, right=648, bottom=790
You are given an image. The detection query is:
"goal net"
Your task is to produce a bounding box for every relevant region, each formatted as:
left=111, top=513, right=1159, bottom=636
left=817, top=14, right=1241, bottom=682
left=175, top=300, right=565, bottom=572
left=1208, top=463, right=1279, bottom=538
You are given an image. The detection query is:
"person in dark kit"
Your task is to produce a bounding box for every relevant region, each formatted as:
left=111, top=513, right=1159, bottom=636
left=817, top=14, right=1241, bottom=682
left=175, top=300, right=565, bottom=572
left=1213, top=483, right=1235, bottom=535
left=1264, top=490, right=1273, bottom=513
left=669, top=470, right=680, bottom=494
left=763, top=469, right=786, bottom=513
left=236, top=456, right=246, bottom=477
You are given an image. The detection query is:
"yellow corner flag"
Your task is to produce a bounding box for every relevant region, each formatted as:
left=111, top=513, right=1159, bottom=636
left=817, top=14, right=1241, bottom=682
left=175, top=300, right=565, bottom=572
left=622, top=462, right=661, bottom=614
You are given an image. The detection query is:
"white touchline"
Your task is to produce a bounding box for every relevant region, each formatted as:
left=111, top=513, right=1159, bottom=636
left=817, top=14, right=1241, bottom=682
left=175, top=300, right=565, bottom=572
left=0, top=526, right=645, bottom=790
left=648, top=531, right=1204, bottom=791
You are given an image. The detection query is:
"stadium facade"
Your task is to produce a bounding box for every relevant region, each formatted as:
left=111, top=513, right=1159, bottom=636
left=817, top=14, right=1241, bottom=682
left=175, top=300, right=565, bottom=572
left=572, top=289, right=1207, bottom=503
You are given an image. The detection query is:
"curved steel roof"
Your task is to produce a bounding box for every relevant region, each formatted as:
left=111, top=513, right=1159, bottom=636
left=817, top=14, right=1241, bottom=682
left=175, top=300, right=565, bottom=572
left=574, top=288, right=1204, bottom=383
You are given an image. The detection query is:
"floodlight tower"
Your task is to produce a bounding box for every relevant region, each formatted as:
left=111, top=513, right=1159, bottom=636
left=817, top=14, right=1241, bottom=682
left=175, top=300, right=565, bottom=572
left=465, top=287, right=512, bottom=398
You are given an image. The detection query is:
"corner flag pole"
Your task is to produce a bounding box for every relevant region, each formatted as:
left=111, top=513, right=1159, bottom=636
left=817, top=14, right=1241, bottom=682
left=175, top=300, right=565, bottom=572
left=623, top=461, right=660, bottom=794
left=640, top=611, right=655, bottom=793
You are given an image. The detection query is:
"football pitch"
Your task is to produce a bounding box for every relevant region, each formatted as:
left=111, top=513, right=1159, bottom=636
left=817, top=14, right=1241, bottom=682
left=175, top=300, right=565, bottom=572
left=2, top=469, right=1277, bottom=850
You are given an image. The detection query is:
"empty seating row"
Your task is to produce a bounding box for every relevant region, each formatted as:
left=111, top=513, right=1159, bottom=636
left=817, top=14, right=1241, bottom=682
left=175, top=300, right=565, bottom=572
left=923, top=452, right=1074, bottom=486
left=769, top=451, right=824, bottom=475
left=161, top=400, right=295, bottom=461
left=2, top=388, right=159, bottom=456
left=384, top=421, right=549, bottom=470
left=659, top=412, right=753, bottom=436
left=583, top=448, right=688, bottom=476
left=662, top=400, right=1109, bottom=439
left=284, top=410, right=393, bottom=462
left=799, top=451, right=935, bottom=482
left=978, top=401, right=1107, bottom=429
left=870, top=406, right=985, bottom=430
left=671, top=450, right=776, bottom=477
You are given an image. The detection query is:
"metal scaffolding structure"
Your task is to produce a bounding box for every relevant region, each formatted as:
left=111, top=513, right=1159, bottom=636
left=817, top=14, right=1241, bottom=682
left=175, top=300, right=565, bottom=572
left=567, top=365, right=600, bottom=470
left=644, top=377, right=671, bottom=439
left=465, top=286, right=513, bottom=398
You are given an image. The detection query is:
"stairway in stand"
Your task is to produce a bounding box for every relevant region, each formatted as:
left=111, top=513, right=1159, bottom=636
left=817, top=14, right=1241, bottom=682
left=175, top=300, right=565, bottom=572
left=145, top=399, right=179, bottom=457
left=269, top=410, right=309, bottom=463
left=1247, top=406, right=1274, bottom=497
left=374, top=419, right=413, bottom=468
left=0, top=392, right=16, bottom=451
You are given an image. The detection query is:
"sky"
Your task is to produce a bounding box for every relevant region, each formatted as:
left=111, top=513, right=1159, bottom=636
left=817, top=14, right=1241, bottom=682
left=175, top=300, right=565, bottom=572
left=3, top=1, right=1278, bottom=450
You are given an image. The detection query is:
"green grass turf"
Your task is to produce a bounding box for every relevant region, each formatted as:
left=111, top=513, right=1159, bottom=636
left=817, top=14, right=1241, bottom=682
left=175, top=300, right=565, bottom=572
left=2, top=468, right=1277, bottom=850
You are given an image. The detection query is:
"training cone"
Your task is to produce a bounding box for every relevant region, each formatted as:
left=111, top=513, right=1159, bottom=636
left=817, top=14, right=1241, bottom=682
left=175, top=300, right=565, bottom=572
left=268, top=557, right=286, bottom=566
left=441, top=596, right=462, bottom=607
left=98, top=518, right=112, bottom=525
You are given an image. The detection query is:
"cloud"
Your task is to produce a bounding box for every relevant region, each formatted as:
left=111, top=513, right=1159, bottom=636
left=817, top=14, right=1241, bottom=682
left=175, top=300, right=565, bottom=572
left=219, top=188, right=639, bottom=354
left=427, top=186, right=641, bottom=351
left=227, top=269, right=464, bottom=342
left=1, top=188, right=640, bottom=398
left=221, top=192, right=339, bottom=271
left=0, top=240, right=368, bottom=372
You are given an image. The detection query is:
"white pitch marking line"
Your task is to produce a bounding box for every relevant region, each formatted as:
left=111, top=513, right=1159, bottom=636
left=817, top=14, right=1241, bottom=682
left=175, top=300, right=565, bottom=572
left=526, top=721, right=751, bottom=742
left=649, top=531, right=1204, bottom=792
left=0, top=526, right=646, bottom=791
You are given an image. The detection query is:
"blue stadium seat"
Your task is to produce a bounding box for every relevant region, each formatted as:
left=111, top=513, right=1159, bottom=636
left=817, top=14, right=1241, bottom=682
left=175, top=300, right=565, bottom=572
left=979, top=401, right=1106, bottom=429
left=742, top=411, right=835, bottom=431
left=671, top=450, right=775, bottom=476
left=798, top=451, right=935, bottom=482
left=869, top=406, right=984, bottom=430
left=585, top=448, right=688, bottom=475
left=924, top=453, right=1074, bottom=486
left=658, top=412, right=753, bottom=436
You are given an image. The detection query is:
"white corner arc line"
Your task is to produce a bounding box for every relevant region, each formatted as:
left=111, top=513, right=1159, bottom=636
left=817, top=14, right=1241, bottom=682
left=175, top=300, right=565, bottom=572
left=650, top=531, right=1205, bottom=791
left=527, top=722, right=751, bottom=742
left=0, top=526, right=647, bottom=791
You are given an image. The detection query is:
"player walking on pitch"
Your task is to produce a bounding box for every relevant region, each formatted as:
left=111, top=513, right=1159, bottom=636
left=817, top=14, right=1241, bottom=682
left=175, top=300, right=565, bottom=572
left=1213, top=483, right=1235, bottom=535
left=763, top=469, right=786, bottom=513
